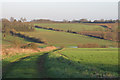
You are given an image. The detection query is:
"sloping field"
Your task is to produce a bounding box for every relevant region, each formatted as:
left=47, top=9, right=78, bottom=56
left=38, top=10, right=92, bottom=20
left=45, top=48, right=118, bottom=78
left=2, top=34, right=28, bottom=45
left=23, top=28, right=116, bottom=47
left=2, top=34, right=31, bottom=49
left=2, top=52, right=44, bottom=78
left=2, top=48, right=118, bottom=78
left=86, top=23, right=118, bottom=29
left=35, top=23, right=106, bottom=32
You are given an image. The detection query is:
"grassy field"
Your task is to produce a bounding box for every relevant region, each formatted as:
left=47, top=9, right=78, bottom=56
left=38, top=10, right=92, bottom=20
left=2, top=34, right=28, bottom=45
left=23, top=28, right=116, bottom=47
left=2, top=52, right=45, bottom=78
left=2, top=22, right=118, bottom=78
left=45, top=48, right=118, bottom=78
left=2, top=34, right=30, bottom=49
left=2, top=48, right=118, bottom=78
left=2, top=34, right=46, bottom=49
left=35, top=23, right=106, bottom=32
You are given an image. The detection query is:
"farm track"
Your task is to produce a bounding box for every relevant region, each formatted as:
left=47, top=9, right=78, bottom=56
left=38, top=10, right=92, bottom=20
left=3, top=48, right=62, bottom=78
left=37, top=53, right=48, bottom=78
left=37, top=48, right=63, bottom=78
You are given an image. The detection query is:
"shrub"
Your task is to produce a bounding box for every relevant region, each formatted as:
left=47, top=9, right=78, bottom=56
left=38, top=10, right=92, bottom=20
left=77, top=43, right=83, bottom=48
left=82, top=43, right=99, bottom=48
left=60, top=45, right=65, bottom=48
left=78, top=43, right=100, bottom=48
left=100, top=45, right=108, bottom=48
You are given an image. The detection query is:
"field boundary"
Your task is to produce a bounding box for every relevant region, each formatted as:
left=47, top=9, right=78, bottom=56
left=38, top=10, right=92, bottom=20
left=10, top=30, right=46, bottom=44
left=35, top=25, right=116, bottom=41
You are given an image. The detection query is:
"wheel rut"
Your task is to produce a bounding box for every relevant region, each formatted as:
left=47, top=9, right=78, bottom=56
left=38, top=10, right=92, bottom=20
left=3, top=48, right=62, bottom=78
left=37, top=53, right=48, bottom=78
left=37, top=48, right=62, bottom=78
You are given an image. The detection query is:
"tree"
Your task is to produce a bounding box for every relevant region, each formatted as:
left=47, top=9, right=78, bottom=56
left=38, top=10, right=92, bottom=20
left=10, top=17, right=14, bottom=22
left=20, top=17, right=27, bottom=22
left=14, top=19, right=17, bottom=22
left=2, top=18, right=10, bottom=31
left=63, top=19, right=68, bottom=23
left=100, top=19, right=104, bottom=22
left=18, top=20, right=22, bottom=22
left=80, top=19, right=88, bottom=23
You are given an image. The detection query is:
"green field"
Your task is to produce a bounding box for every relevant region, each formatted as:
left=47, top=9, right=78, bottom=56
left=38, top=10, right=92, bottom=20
left=2, top=34, right=29, bottom=44
left=2, top=34, right=31, bottom=49
left=3, top=48, right=118, bottom=78
left=2, top=34, right=47, bottom=49
left=45, top=48, right=118, bottom=78
left=2, top=22, right=118, bottom=78
left=2, top=52, right=44, bottom=78
left=35, top=23, right=106, bottom=32
left=23, top=28, right=115, bottom=47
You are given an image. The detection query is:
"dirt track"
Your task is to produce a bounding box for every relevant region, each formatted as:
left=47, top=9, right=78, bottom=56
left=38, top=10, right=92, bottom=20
left=37, top=53, right=48, bottom=78
left=3, top=48, right=62, bottom=78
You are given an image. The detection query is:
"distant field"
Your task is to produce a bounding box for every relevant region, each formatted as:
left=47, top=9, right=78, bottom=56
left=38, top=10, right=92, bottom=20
left=35, top=23, right=106, bottom=32
left=2, top=34, right=29, bottom=49
left=2, top=34, right=29, bottom=44
left=2, top=34, right=45, bottom=49
left=45, top=48, right=118, bottom=78
left=23, top=28, right=116, bottom=47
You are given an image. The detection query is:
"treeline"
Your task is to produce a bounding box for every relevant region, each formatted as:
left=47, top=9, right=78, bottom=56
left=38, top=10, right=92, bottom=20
left=71, top=19, right=118, bottom=23
left=31, top=19, right=55, bottom=23
left=35, top=26, right=118, bottom=41
left=1, top=17, right=47, bottom=44
left=31, top=19, right=119, bottom=23
left=77, top=43, right=108, bottom=48
left=2, top=17, right=35, bottom=34
left=78, top=31, right=118, bottom=41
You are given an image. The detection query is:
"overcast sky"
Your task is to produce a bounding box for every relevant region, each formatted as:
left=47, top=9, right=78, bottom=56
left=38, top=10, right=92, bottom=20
left=1, top=0, right=119, bottom=21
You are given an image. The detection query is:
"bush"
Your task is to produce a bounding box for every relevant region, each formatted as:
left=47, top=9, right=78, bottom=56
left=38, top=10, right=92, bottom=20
left=2, top=18, right=35, bottom=32
left=78, top=43, right=100, bottom=48
left=100, top=45, right=108, bottom=48
left=60, top=45, right=65, bottom=48
left=83, top=43, right=100, bottom=48
left=77, top=43, right=83, bottom=48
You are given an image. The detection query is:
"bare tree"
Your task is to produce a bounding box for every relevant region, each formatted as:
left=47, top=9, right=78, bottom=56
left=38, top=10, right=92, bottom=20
left=80, top=19, right=88, bottom=23
left=10, top=17, right=14, bottom=22
left=20, top=17, right=27, bottom=22
left=63, top=19, right=68, bottom=23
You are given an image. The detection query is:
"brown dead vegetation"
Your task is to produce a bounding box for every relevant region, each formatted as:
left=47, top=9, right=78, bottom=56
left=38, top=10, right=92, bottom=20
left=77, top=43, right=109, bottom=48
left=2, top=46, right=56, bottom=59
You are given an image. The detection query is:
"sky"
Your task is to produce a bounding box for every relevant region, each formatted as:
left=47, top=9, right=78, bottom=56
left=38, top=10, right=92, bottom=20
left=0, top=0, right=119, bottom=21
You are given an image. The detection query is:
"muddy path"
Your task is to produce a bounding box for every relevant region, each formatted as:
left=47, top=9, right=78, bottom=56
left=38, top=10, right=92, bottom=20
left=3, top=48, right=62, bottom=78
left=37, top=53, right=48, bottom=78
left=37, top=48, right=62, bottom=78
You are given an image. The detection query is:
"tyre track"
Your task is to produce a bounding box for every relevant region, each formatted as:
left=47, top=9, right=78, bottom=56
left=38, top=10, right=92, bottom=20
left=37, top=48, right=63, bottom=78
